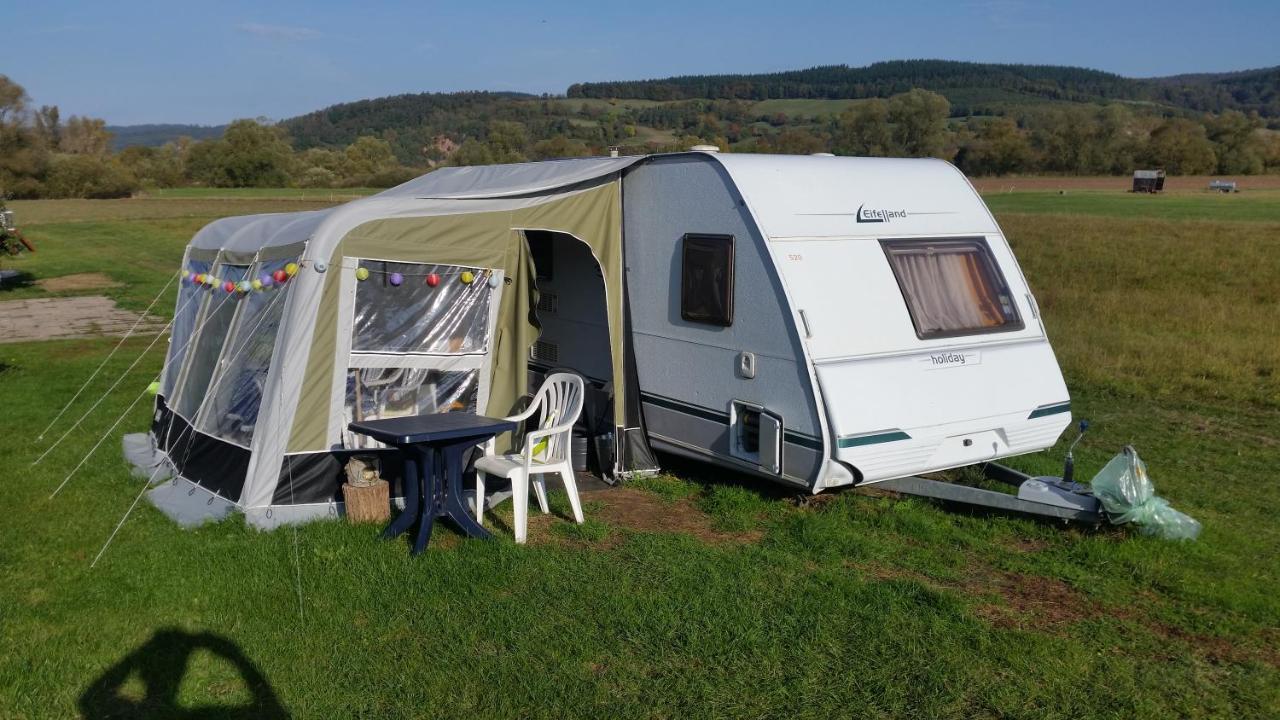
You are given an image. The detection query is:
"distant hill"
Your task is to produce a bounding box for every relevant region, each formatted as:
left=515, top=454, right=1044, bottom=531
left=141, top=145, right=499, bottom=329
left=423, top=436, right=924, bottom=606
left=273, top=60, right=1280, bottom=164
left=569, top=60, right=1280, bottom=117
left=106, top=123, right=226, bottom=150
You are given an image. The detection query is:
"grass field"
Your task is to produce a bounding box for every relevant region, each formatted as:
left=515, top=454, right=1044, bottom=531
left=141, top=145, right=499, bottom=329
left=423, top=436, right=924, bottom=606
left=1, top=185, right=1277, bottom=718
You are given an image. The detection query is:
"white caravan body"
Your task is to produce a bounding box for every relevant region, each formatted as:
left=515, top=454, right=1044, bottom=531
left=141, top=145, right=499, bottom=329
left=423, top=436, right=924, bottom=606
left=623, top=153, right=1072, bottom=491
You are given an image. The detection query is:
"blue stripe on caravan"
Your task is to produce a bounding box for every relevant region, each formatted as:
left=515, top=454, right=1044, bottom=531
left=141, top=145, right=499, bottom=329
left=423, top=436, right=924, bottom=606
left=837, top=430, right=912, bottom=449
left=1028, top=401, right=1071, bottom=419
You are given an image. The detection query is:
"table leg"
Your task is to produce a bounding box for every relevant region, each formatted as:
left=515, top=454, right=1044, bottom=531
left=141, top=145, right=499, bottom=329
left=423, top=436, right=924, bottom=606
left=381, top=450, right=419, bottom=540
left=442, top=442, right=491, bottom=540
left=411, top=446, right=438, bottom=556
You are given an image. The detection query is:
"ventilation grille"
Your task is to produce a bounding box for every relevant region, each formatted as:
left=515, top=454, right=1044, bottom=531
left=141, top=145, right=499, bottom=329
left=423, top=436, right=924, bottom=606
left=531, top=340, right=559, bottom=363
left=537, top=292, right=558, bottom=314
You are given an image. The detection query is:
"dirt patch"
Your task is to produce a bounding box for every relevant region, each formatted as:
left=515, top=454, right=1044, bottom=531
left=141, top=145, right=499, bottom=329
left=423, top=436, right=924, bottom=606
left=520, top=487, right=760, bottom=547
left=35, top=272, right=122, bottom=292
left=591, top=488, right=761, bottom=545
left=0, top=295, right=166, bottom=343
left=968, top=571, right=1100, bottom=631
left=1003, top=536, right=1051, bottom=554
left=852, top=559, right=1101, bottom=632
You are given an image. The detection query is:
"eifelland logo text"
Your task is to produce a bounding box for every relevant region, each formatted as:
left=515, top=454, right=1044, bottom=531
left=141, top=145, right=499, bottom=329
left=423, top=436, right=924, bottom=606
left=856, top=204, right=908, bottom=223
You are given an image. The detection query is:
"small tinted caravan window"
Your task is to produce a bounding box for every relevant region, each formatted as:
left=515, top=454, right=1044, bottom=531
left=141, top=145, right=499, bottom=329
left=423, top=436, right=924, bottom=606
left=680, top=234, right=734, bottom=326
left=880, top=237, right=1023, bottom=339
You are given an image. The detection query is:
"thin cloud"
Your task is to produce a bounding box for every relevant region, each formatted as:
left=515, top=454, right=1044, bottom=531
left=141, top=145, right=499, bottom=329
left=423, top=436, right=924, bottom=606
left=236, top=23, right=322, bottom=40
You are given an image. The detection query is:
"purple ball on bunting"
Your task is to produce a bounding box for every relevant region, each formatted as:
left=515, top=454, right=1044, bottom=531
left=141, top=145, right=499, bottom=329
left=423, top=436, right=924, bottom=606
left=259, top=273, right=274, bottom=288
left=388, top=272, right=403, bottom=286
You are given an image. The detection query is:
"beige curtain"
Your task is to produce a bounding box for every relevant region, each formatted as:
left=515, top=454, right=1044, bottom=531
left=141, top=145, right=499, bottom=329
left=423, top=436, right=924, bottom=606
left=893, top=249, right=1006, bottom=335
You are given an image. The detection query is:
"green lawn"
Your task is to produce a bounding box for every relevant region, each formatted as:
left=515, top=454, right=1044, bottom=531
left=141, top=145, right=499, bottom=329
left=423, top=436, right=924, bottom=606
left=1, top=192, right=1277, bottom=718
left=982, top=189, right=1280, bottom=223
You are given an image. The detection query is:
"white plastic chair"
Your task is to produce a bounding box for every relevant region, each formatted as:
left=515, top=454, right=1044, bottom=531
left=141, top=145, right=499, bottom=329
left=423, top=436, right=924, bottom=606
left=474, top=372, right=585, bottom=543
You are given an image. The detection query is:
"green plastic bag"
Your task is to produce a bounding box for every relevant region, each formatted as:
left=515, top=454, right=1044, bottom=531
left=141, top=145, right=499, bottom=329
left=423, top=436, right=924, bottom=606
left=1090, top=446, right=1201, bottom=540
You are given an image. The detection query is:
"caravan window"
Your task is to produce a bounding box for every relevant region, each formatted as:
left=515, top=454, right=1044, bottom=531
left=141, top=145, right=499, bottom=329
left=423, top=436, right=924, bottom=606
left=680, top=234, right=734, bottom=326
left=880, top=238, right=1023, bottom=339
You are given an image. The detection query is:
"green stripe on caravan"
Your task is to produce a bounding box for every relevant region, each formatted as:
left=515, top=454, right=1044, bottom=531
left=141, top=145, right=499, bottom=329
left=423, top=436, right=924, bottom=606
left=1028, top=401, right=1071, bottom=419
left=837, top=430, right=912, bottom=449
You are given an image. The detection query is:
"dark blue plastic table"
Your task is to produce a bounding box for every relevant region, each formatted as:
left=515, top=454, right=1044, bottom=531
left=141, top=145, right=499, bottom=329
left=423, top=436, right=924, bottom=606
left=348, top=413, right=516, bottom=555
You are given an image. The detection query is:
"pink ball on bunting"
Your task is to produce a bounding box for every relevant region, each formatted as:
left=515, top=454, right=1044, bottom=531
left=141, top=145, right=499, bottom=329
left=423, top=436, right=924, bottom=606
left=273, top=269, right=288, bottom=284
left=425, top=273, right=440, bottom=287
left=223, top=281, right=236, bottom=293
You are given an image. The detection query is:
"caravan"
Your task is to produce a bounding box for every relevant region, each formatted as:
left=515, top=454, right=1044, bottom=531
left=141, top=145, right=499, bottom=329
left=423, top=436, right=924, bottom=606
left=137, top=151, right=1073, bottom=528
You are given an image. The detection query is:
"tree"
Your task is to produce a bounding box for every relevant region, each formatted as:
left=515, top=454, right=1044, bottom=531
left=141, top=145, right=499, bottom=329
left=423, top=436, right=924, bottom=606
left=1204, top=110, right=1265, bottom=174
left=450, top=140, right=496, bottom=167
left=342, top=136, right=398, bottom=178
left=0, top=75, right=26, bottom=125
left=485, top=121, right=528, bottom=163
left=33, top=105, right=60, bottom=149
left=60, top=115, right=113, bottom=155
left=44, top=154, right=138, bottom=198
left=1145, top=119, right=1217, bottom=175
left=887, top=89, right=950, bottom=157
left=530, top=135, right=591, bottom=160
left=0, top=75, right=48, bottom=197
left=186, top=119, right=293, bottom=187
left=955, top=118, right=1033, bottom=175
left=832, top=99, right=894, bottom=156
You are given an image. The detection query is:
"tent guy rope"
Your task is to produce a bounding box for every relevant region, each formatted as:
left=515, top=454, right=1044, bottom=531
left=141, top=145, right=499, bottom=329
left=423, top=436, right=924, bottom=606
left=36, top=272, right=177, bottom=441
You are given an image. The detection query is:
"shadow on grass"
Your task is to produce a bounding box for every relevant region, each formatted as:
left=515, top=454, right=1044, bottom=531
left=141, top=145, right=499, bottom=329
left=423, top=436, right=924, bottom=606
left=79, top=628, right=288, bottom=719
left=654, top=451, right=803, bottom=502
left=0, top=269, right=34, bottom=291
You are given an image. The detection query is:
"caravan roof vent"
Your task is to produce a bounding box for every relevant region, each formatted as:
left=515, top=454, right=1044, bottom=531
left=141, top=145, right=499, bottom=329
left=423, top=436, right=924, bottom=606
left=689, top=144, right=720, bottom=153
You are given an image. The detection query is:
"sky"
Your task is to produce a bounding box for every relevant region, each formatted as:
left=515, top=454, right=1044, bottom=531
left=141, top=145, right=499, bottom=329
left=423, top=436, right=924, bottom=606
left=7, top=0, right=1279, bottom=126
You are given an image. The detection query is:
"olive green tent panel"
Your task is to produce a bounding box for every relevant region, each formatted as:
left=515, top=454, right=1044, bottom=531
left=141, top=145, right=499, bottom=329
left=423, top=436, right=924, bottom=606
left=286, top=182, right=624, bottom=453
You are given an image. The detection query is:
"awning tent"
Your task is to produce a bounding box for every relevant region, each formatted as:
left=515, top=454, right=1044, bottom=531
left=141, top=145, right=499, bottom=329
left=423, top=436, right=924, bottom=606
left=145, top=156, right=654, bottom=528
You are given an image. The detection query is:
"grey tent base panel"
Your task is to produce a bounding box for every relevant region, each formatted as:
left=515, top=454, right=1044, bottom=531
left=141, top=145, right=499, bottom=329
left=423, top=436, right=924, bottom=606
left=145, top=471, right=510, bottom=532
left=148, top=476, right=239, bottom=529
left=122, top=432, right=175, bottom=482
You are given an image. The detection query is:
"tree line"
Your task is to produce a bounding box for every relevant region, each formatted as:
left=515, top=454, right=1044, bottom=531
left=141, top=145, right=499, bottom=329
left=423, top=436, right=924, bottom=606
left=568, top=60, right=1280, bottom=119
left=0, top=76, right=421, bottom=199
left=3, top=73, right=1278, bottom=200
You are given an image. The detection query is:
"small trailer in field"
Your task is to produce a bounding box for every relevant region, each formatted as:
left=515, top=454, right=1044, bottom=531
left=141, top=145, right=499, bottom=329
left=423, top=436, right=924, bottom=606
left=1132, top=169, right=1166, bottom=193
left=134, top=151, right=1085, bottom=528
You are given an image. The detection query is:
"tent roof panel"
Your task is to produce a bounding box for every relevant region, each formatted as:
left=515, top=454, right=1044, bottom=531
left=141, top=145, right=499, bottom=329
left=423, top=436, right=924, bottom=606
left=376, top=156, right=643, bottom=199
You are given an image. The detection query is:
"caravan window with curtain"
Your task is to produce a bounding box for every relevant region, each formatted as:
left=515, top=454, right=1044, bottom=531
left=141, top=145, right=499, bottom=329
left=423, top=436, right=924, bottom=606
left=680, top=234, right=734, bottom=326
left=880, top=238, right=1022, bottom=339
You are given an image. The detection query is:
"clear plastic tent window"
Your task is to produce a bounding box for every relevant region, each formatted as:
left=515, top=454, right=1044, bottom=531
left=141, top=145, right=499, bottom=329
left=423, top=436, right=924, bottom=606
left=352, top=261, right=494, bottom=354
left=173, top=264, right=250, bottom=421
left=343, top=368, right=479, bottom=449
left=161, top=259, right=211, bottom=399
left=196, top=258, right=296, bottom=447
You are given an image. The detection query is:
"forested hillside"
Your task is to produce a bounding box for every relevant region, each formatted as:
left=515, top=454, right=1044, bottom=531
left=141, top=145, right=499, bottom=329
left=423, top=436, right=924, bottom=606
left=567, top=60, right=1280, bottom=117
left=5, top=60, right=1279, bottom=200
